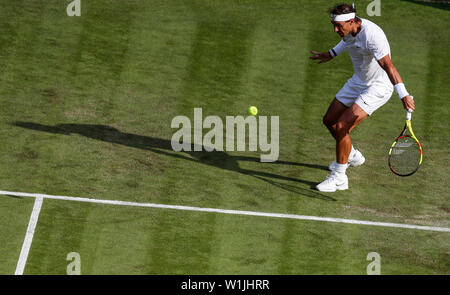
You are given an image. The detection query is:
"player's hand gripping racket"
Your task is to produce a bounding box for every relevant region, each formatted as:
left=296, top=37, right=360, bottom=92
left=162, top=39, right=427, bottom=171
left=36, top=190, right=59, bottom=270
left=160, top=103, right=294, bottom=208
left=388, top=97, right=423, bottom=176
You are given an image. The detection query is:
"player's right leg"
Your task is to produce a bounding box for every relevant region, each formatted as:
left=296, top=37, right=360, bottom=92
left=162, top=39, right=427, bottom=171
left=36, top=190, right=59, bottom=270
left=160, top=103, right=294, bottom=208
left=322, top=98, right=348, bottom=139
left=323, top=98, right=365, bottom=171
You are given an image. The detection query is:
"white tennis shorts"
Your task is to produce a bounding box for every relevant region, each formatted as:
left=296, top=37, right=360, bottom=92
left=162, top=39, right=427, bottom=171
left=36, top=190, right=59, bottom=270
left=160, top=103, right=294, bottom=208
left=336, top=79, right=394, bottom=115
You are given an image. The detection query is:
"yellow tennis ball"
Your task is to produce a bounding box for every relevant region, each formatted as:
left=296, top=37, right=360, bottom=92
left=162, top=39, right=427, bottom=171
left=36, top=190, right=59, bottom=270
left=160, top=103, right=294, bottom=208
left=248, top=106, right=258, bottom=116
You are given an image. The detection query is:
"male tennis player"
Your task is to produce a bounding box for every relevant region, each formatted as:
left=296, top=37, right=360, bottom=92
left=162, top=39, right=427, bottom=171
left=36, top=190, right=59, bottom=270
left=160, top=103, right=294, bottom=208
left=310, top=3, right=415, bottom=192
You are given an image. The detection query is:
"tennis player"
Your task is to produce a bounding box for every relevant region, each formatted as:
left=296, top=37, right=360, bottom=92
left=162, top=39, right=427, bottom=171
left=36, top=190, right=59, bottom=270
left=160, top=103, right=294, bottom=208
left=310, top=3, right=415, bottom=192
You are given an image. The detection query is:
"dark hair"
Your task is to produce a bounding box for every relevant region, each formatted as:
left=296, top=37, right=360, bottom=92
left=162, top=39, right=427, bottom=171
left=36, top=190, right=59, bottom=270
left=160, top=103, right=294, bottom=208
left=329, top=3, right=356, bottom=15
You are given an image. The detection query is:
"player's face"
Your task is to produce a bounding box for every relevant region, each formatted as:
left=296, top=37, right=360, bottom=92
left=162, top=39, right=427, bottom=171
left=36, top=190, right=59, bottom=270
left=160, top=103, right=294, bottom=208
left=332, top=20, right=352, bottom=37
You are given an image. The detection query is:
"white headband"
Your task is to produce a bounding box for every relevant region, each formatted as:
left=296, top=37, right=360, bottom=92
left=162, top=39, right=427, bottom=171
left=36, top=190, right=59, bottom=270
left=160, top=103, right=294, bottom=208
left=331, top=12, right=356, bottom=22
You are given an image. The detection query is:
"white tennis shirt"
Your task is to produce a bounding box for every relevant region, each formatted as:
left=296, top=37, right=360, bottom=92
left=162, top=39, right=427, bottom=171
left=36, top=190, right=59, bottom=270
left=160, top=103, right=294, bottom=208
left=332, top=18, right=392, bottom=87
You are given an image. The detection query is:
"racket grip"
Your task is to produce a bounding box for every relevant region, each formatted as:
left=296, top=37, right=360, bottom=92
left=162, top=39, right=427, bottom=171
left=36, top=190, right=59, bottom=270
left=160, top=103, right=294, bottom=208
left=406, top=110, right=412, bottom=121
left=406, top=96, right=413, bottom=120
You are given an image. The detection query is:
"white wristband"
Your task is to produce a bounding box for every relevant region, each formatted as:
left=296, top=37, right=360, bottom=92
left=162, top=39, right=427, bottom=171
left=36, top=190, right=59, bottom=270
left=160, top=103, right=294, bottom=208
left=394, top=83, right=409, bottom=99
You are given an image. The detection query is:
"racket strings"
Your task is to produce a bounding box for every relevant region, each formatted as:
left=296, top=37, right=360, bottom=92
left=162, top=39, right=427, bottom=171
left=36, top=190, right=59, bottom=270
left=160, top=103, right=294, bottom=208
left=390, top=136, right=421, bottom=175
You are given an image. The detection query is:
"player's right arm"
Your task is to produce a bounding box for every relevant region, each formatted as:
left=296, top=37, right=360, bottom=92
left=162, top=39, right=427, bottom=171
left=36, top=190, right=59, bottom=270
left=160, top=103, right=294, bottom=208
left=309, top=51, right=333, bottom=63
left=377, top=55, right=415, bottom=111
left=310, top=40, right=346, bottom=64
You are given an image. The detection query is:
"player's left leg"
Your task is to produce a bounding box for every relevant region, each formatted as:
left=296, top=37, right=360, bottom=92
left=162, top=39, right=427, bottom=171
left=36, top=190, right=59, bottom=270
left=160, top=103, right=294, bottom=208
left=335, top=103, right=368, bottom=164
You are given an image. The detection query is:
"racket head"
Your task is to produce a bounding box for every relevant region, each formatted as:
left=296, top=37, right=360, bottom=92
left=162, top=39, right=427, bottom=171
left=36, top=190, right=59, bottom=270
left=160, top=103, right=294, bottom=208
left=388, top=134, right=423, bottom=176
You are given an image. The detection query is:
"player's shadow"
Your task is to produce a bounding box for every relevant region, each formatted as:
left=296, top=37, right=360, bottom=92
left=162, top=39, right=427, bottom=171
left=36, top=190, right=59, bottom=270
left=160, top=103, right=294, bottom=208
left=13, top=122, right=335, bottom=202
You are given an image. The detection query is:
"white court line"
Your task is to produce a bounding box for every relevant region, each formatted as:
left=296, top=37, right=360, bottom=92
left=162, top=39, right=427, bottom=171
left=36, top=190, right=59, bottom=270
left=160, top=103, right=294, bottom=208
left=1, top=190, right=449, bottom=233
left=14, top=196, right=43, bottom=275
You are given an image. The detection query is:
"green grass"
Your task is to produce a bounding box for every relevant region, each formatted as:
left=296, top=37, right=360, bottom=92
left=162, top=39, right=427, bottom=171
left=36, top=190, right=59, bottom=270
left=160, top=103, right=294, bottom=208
left=0, top=0, right=448, bottom=275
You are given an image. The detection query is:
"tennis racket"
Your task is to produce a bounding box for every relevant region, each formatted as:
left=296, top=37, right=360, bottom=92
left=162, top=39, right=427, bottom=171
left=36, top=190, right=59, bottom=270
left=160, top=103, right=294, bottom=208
left=388, top=97, right=423, bottom=176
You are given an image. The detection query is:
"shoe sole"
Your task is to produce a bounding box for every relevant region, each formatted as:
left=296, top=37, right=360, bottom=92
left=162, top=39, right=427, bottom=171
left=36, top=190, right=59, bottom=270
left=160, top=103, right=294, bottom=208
left=316, top=182, right=348, bottom=192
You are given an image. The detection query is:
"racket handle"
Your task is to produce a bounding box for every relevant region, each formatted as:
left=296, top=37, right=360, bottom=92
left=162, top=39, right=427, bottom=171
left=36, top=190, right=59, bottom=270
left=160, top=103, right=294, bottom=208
left=406, top=110, right=412, bottom=120
left=406, top=96, right=414, bottom=120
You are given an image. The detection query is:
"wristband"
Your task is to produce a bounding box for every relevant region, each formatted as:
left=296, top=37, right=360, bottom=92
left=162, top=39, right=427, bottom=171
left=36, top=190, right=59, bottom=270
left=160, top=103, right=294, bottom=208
left=394, top=83, right=409, bottom=99
left=329, top=49, right=337, bottom=58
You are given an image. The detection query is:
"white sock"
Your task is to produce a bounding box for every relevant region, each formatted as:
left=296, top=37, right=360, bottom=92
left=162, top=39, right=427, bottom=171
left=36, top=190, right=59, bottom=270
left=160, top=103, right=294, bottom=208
left=349, top=145, right=356, bottom=159
left=334, top=163, right=347, bottom=175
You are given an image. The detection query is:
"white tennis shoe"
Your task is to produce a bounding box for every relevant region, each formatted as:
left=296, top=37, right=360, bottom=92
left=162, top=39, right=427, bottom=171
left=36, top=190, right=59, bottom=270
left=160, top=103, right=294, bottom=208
left=328, top=150, right=365, bottom=171
left=316, top=171, right=348, bottom=192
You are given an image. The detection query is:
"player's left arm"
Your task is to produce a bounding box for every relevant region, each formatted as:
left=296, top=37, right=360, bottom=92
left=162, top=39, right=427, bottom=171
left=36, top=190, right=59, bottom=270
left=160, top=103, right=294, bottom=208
left=377, top=55, right=415, bottom=111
